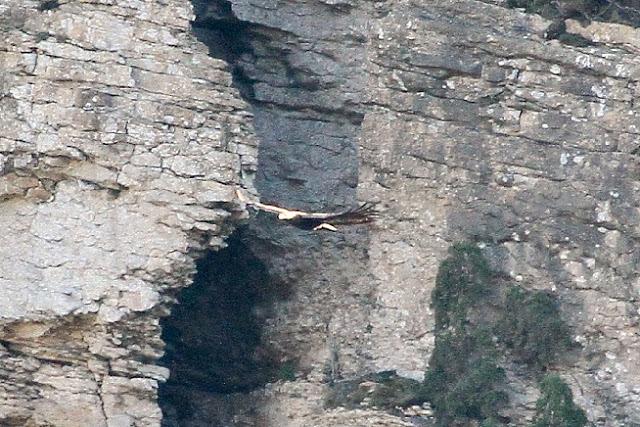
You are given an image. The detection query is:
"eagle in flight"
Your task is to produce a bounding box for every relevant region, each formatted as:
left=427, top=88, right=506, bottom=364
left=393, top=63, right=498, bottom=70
left=236, top=189, right=376, bottom=231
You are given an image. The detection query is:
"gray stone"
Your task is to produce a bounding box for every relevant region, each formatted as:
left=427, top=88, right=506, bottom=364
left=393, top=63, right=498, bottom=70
left=3, top=0, right=640, bottom=425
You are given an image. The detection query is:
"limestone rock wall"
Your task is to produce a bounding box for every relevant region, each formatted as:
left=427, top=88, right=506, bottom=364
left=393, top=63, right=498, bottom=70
left=359, top=2, right=640, bottom=424
left=197, top=0, right=640, bottom=426
left=0, top=0, right=255, bottom=425
left=3, top=0, right=640, bottom=426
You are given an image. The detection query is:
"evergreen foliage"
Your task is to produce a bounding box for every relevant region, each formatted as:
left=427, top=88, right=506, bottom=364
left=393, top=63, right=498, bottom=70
left=425, top=244, right=507, bottom=425
left=324, top=371, right=424, bottom=410
left=532, top=375, right=588, bottom=427
left=326, top=241, right=584, bottom=426
left=496, top=287, right=572, bottom=369
left=424, top=329, right=507, bottom=424
left=432, top=242, right=491, bottom=331
left=277, top=360, right=297, bottom=382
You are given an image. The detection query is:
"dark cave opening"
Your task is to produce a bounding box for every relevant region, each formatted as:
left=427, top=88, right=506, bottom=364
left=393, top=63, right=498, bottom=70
left=158, top=231, right=291, bottom=426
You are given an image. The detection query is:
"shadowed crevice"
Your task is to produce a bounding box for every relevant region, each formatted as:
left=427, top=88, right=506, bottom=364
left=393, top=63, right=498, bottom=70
left=158, top=231, right=291, bottom=425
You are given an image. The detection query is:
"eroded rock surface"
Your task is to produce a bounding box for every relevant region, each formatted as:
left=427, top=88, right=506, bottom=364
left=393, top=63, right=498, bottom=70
left=3, top=0, right=640, bottom=426
left=359, top=2, right=640, bottom=424
left=0, top=0, right=255, bottom=425
left=189, top=0, right=640, bottom=426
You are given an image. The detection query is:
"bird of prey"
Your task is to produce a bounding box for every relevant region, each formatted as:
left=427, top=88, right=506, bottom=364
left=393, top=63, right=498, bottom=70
left=236, top=189, right=377, bottom=231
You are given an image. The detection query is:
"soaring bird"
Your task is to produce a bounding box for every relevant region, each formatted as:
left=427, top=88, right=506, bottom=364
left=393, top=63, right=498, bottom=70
left=236, top=189, right=376, bottom=231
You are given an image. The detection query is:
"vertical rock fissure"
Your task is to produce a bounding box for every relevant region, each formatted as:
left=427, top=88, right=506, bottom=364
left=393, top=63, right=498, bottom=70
left=160, top=0, right=376, bottom=424
left=190, top=0, right=367, bottom=210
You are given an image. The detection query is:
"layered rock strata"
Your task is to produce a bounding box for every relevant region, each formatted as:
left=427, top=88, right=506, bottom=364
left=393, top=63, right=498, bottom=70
left=2, top=0, right=640, bottom=426
left=195, top=0, right=640, bottom=425
left=0, top=0, right=255, bottom=425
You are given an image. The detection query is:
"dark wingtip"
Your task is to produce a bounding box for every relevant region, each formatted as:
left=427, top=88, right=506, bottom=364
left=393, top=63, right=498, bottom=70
left=343, top=201, right=378, bottom=222
left=356, top=201, right=379, bottom=215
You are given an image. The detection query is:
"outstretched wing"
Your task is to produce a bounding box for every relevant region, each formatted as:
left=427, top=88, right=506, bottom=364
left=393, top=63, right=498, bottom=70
left=237, top=189, right=313, bottom=219
left=296, top=202, right=377, bottom=224
left=236, top=189, right=377, bottom=224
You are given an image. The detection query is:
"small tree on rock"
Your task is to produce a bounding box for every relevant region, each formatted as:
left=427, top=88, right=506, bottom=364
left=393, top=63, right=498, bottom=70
left=532, top=375, right=587, bottom=427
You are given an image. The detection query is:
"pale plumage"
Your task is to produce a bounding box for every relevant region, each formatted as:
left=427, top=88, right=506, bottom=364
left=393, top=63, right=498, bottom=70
left=236, top=189, right=376, bottom=231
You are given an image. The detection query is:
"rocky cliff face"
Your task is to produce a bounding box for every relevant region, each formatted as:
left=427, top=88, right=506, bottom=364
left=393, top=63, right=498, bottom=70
left=359, top=2, right=640, bottom=424
left=0, top=0, right=256, bottom=425
left=2, top=0, right=640, bottom=426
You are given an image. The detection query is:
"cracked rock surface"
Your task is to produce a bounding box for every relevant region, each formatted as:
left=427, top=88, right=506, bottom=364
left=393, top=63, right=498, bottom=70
left=184, top=0, right=640, bottom=426
left=3, top=0, right=640, bottom=426
left=0, top=0, right=255, bottom=425
left=359, top=2, right=640, bottom=424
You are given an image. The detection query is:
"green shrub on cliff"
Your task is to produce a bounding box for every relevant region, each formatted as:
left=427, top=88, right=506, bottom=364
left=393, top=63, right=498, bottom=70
left=276, top=360, right=297, bottom=382
left=532, top=375, right=588, bottom=427
left=425, top=243, right=507, bottom=425
left=432, top=242, right=491, bottom=331
left=425, top=241, right=579, bottom=426
left=495, top=287, right=572, bottom=369
left=424, top=329, right=507, bottom=424
left=326, top=238, right=580, bottom=423
left=324, top=371, right=424, bottom=410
